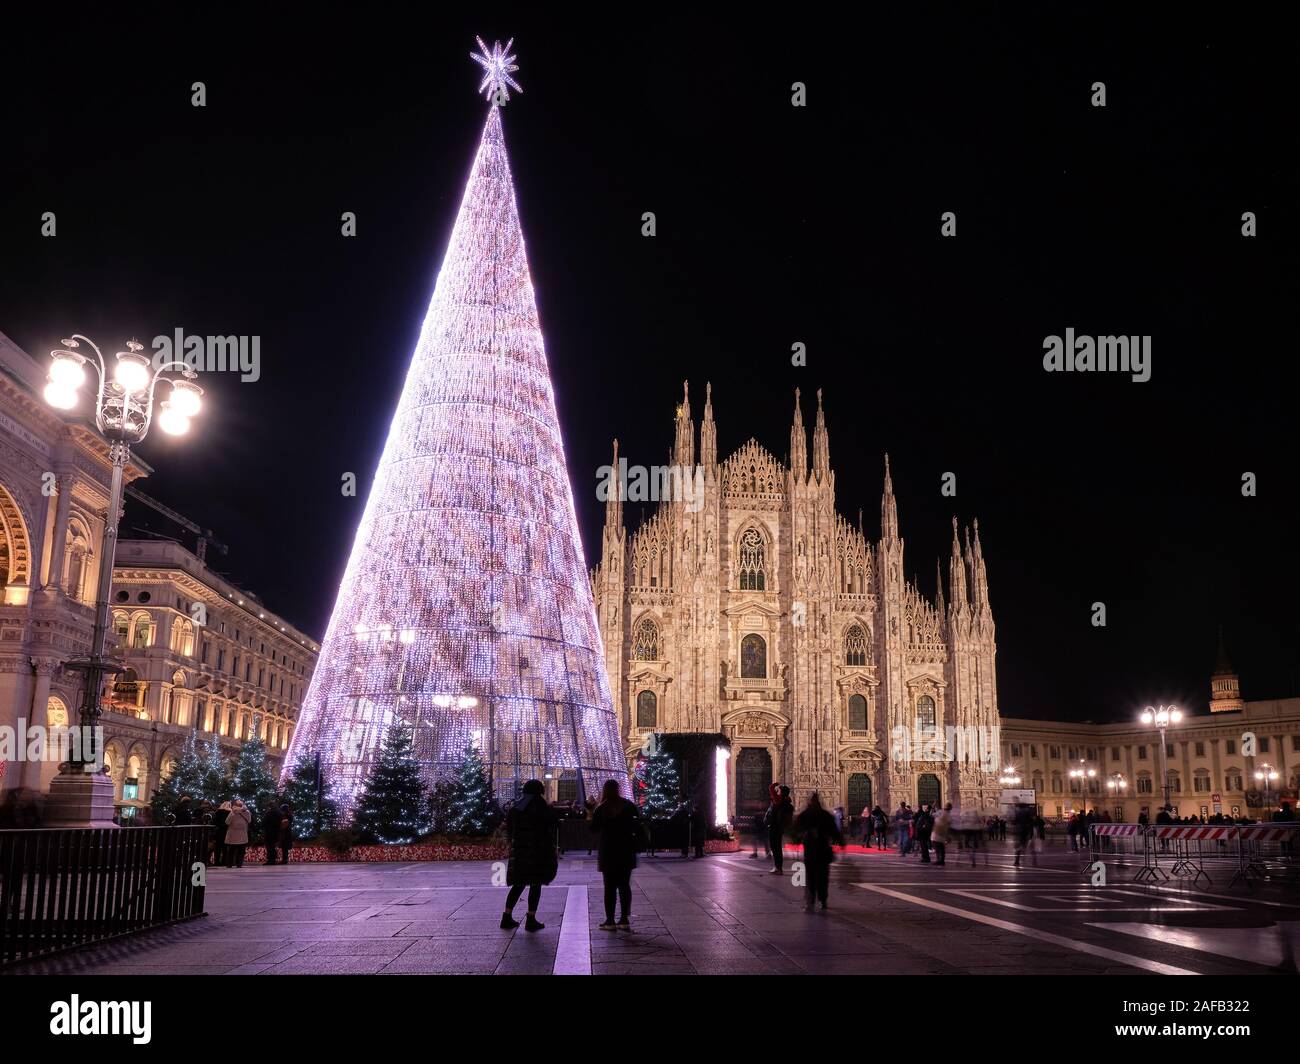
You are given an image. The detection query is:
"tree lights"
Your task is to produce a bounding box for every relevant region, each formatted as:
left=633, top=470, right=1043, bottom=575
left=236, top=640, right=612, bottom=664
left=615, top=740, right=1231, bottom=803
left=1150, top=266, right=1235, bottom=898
left=285, top=49, right=628, bottom=812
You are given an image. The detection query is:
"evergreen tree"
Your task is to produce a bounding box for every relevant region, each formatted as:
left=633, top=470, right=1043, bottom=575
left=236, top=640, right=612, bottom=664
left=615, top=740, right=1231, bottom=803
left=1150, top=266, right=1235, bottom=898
left=445, top=743, right=501, bottom=836
left=352, top=724, right=428, bottom=844
left=427, top=776, right=458, bottom=835
left=282, top=752, right=340, bottom=841
left=150, top=730, right=205, bottom=822
left=200, top=739, right=231, bottom=804
left=230, top=732, right=280, bottom=842
left=638, top=738, right=680, bottom=822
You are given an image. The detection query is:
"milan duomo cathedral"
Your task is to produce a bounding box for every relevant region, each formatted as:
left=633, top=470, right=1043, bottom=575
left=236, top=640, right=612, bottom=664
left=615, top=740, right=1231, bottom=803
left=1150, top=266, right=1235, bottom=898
left=592, top=383, right=1003, bottom=819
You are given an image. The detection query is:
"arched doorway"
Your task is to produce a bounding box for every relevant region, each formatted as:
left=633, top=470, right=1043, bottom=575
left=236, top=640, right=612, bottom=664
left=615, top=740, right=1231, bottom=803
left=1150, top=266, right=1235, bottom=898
left=917, top=773, right=941, bottom=807
left=735, top=747, right=772, bottom=815
left=848, top=772, right=872, bottom=814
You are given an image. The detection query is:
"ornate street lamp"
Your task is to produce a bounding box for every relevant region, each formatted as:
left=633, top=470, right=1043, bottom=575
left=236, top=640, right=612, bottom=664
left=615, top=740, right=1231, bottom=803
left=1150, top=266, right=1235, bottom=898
left=43, top=335, right=202, bottom=826
left=1139, top=704, right=1182, bottom=812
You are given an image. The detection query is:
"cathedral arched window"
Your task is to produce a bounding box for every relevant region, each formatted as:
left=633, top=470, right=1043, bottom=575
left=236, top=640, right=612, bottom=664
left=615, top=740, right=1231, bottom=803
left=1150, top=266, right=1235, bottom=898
left=632, top=617, right=659, bottom=660
left=844, top=625, right=868, bottom=667
left=738, top=528, right=766, bottom=591
left=848, top=693, right=867, bottom=730
left=740, top=634, right=766, bottom=678
left=917, top=694, right=936, bottom=732
left=636, top=690, right=657, bottom=728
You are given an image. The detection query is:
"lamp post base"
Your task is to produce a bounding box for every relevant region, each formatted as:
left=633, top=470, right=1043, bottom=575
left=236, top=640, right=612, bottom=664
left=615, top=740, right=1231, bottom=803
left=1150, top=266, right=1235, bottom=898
left=44, top=771, right=118, bottom=829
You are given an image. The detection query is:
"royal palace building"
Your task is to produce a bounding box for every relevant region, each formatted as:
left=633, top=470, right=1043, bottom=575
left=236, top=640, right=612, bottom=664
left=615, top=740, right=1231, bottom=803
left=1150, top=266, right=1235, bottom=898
left=592, top=383, right=1003, bottom=818
left=0, top=331, right=317, bottom=819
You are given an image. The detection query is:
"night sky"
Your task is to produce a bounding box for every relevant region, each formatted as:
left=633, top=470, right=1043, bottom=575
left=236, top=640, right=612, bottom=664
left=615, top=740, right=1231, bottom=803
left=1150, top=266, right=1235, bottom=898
left=3, top=10, right=1295, bottom=724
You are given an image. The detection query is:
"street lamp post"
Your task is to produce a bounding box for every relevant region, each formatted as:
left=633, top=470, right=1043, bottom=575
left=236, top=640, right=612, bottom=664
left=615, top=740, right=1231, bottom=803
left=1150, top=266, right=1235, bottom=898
left=1106, top=772, right=1127, bottom=819
left=43, top=335, right=202, bottom=827
left=1139, top=704, right=1182, bottom=814
left=1254, top=763, right=1279, bottom=812
left=1068, top=760, right=1096, bottom=814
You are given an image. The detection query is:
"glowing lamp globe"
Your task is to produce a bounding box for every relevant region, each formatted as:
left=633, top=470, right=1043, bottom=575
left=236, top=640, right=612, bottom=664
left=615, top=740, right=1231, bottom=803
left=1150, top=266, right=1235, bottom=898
left=114, top=354, right=150, bottom=393
left=1169, top=709, right=1182, bottom=723
left=1140, top=710, right=1154, bottom=724
left=50, top=355, right=86, bottom=390
left=43, top=381, right=78, bottom=410
left=157, top=403, right=190, bottom=435
left=169, top=380, right=202, bottom=417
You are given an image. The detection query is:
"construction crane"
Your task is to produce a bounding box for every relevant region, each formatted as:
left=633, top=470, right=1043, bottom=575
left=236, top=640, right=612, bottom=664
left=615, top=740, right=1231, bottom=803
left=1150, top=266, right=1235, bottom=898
left=124, top=486, right=228, bottom=564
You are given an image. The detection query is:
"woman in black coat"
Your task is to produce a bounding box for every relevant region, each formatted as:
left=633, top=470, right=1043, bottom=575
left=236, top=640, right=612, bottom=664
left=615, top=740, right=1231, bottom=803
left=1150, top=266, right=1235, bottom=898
left=502, top=779, right=557, bottom=932
left=589, top=778, right=643, bottom=931
left=794, top=792, right=844, bottom=911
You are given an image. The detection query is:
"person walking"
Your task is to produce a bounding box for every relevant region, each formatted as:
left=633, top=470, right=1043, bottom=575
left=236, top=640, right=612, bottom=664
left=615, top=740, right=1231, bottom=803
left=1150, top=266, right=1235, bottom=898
left=765, top=784, right=793, bottom=874
left=272, top=804, right=293, bottom=865
left=914, top=803, right=934, bottom=863
left=794, top=792, right=843, bottom=911
left=872, top=806, right=889, bottom=850
left=590, top=779, right=644, bottom=931
left=212, top=800, right=231, bottom=868
left=501, top=779, right=557, bottom=932
left=224, top=799, right=251, bottom=868
left=1012, top=802, right=1035, bottom=867
left=932, top=803, right=953, bottom=866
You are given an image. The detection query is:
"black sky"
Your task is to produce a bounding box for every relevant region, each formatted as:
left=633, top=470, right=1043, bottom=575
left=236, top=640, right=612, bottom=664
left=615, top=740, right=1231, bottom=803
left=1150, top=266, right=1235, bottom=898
left=3, top=7, right=1296, bottom=724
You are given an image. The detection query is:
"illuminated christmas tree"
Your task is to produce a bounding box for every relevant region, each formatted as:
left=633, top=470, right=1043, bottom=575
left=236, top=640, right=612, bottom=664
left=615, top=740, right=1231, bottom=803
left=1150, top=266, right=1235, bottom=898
left=285, top=38, right=629, bottom=812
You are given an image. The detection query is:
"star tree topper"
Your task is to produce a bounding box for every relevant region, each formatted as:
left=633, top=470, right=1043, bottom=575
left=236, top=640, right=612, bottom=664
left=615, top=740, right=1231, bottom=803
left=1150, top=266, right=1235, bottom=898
left=471, top=36, right=522, bottom=106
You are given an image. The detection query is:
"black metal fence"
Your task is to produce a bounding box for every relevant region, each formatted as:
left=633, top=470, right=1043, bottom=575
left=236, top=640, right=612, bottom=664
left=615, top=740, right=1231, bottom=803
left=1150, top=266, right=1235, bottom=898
left=0, top=826, right=209, bottom=966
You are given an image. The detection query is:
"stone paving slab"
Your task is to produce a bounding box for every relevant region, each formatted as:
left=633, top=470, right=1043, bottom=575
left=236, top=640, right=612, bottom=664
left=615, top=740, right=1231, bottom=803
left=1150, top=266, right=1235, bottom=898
left=4, top=842, right=1296, bottom=976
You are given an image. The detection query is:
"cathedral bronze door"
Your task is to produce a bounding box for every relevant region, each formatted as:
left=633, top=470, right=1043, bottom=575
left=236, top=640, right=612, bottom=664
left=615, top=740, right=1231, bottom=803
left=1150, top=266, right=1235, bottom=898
left=917, top=772, right=941, bottom=807
left=736, top=748, right=772, bottom=814
left=848, top=773, right=872, bottom=814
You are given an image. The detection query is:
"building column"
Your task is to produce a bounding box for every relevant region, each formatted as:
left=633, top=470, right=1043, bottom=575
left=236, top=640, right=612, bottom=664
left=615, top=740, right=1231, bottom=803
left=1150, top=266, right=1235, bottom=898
left=20, top=661, right=56, bottom=789
left=41, top=474, right=73, bottom=591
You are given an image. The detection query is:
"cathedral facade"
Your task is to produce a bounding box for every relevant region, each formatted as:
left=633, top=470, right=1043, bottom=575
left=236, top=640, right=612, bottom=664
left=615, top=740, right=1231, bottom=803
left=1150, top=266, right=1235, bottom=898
left=592, top=384, right=1002, bottom=819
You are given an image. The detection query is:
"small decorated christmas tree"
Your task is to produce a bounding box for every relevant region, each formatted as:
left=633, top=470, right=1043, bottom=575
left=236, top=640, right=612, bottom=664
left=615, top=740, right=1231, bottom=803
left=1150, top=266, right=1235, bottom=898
left=200, top=739, right=231, bottom=804
left=445, top=742, right=501, bottom=837
left=150, top=730, right=205, bottom=823
left=638, top=738, right=680, bottom=822
left=352, top=724, right=428, bottom=844
left=282, top=752, right=340, bottom=841
left=230, top=731, right=281, bottom=842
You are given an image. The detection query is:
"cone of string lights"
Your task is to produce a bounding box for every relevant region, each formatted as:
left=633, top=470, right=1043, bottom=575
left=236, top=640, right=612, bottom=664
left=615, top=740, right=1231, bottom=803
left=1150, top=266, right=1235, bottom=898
left=285, top=38, right=630, bottom=814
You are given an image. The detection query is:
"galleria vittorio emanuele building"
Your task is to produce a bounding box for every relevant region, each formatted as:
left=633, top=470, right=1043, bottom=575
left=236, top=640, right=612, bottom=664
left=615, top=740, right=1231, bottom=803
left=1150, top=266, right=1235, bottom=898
left=592, top=383, right=1003, bottom=819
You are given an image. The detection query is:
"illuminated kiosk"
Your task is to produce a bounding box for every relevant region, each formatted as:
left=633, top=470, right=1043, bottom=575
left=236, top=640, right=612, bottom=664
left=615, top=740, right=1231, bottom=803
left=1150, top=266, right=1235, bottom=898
left=285, top=40, right=629, bottom=810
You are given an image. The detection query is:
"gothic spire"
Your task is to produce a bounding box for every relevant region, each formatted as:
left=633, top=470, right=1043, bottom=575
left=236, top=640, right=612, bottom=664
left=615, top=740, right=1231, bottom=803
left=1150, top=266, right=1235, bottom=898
left=790, top=387, right=807, bottom=480
left=970, top=517, right=990, bottom=609
left=673, top=379, right=694, bottom=468
left=812, top=388, right=830, bottom=480
left=603, top=438, right=623, bottom=530
left=881, top=453, right=899, bottom=542
left=935, top=556, right=946, bottom=617
left=700, top=380, right=717, bottom=470
left=948, top=516, right=968, bottom=613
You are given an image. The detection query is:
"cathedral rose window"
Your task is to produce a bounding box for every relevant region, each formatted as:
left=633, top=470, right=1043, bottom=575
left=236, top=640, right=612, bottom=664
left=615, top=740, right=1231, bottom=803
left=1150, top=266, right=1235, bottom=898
left=738, top=528, right=766, bottom=590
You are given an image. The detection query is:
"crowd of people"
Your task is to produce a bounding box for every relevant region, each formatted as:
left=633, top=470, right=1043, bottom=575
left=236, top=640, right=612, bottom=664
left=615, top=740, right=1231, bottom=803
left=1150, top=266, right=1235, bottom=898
left=169, top=795, right=295, bottom=868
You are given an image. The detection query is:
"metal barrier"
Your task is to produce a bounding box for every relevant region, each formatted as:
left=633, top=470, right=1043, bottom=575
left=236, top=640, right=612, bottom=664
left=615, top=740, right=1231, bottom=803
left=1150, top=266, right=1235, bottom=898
left=0, top=826, right=210, bottom=966
left=1086, top=822, right=1299, bottom=888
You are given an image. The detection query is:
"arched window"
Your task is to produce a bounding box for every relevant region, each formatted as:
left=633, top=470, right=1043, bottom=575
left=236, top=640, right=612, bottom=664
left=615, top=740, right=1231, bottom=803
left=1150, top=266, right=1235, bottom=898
left=113, top=611, right=130, bottom=642
left=916, top=694, right=936, bottom=732
left=848, top=693, right=868, bottom=730
left=171, top=617, right=195, bottom=656
left=63, top=519, right=93, bottom=602
left=45, top=696, right=69, bottom=729
left=740, top=634, right=767, bottom=678
left=844, top=625, right=868, bottom=667
left=632, top=617, right=659, bottom=660
left=738, top=528, right=766, bottom=591
left=131, top=611, right=153, bottom=648
left=636, top=690, right=657, bottom=728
